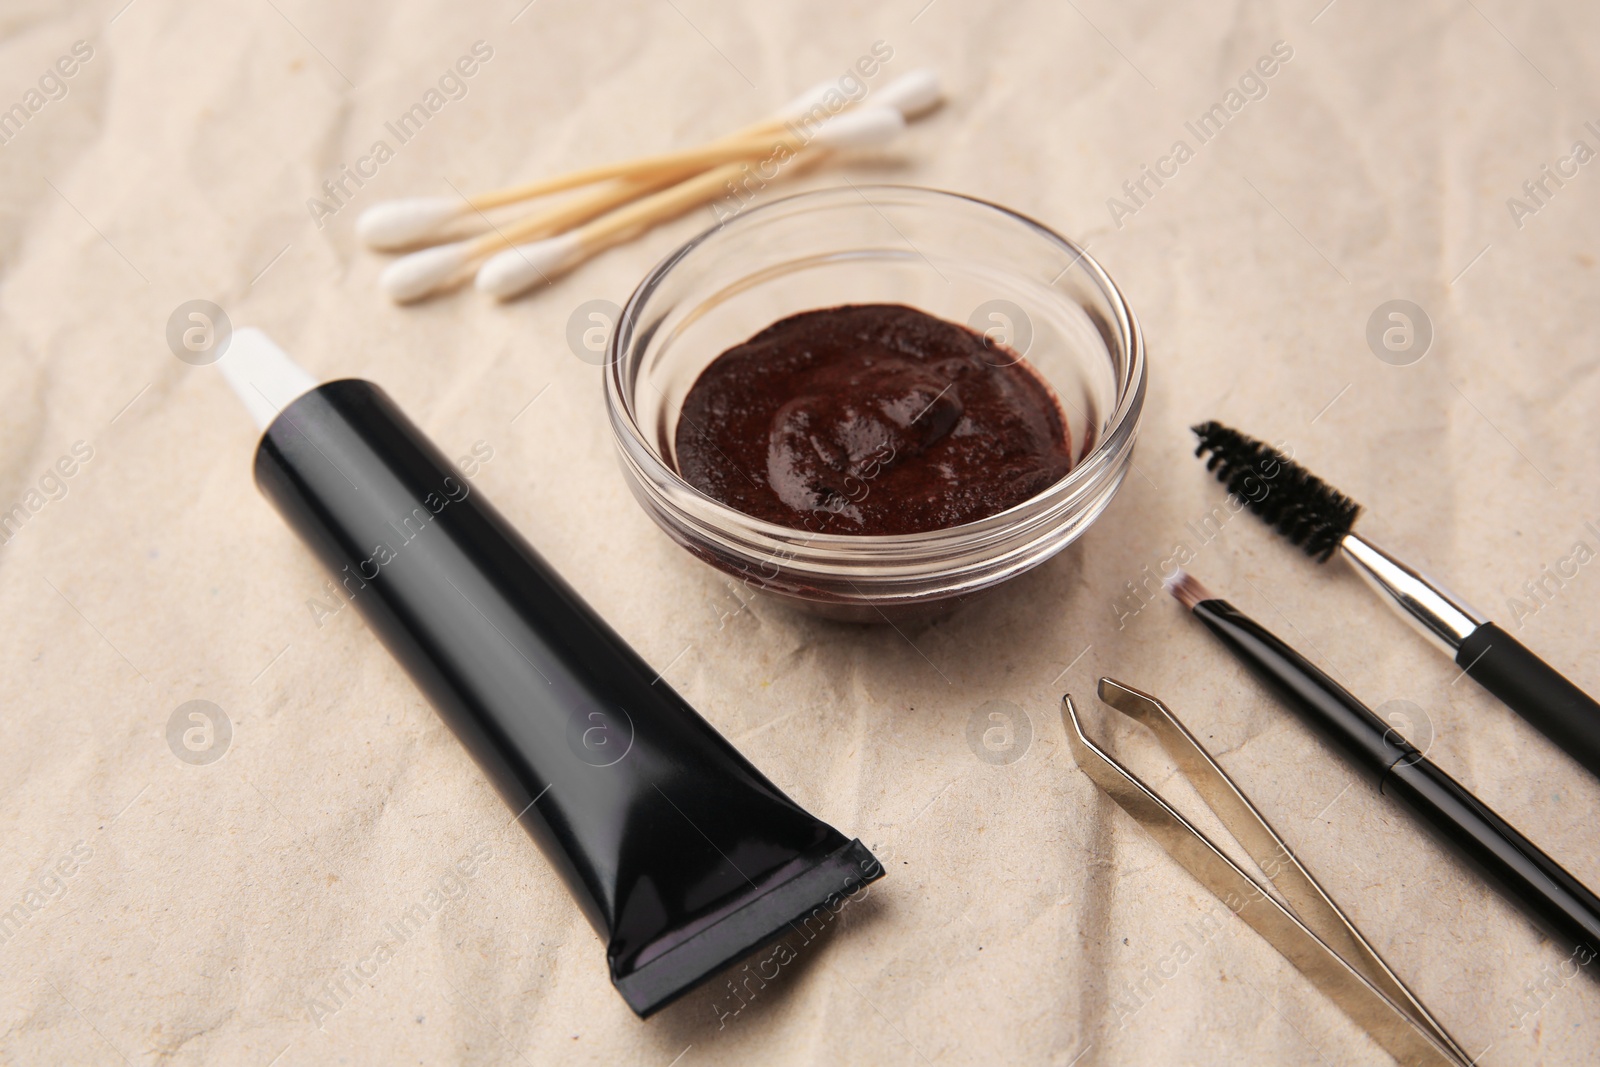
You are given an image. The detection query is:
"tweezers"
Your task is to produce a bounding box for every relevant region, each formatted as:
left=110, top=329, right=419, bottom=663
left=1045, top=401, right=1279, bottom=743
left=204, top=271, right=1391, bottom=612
left=1063, top=678, right=1473, bottom=1067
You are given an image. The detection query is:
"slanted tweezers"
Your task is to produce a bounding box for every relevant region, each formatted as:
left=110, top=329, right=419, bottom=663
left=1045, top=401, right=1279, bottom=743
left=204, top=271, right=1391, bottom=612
left=1064, top=678, right=1472, bottom=1067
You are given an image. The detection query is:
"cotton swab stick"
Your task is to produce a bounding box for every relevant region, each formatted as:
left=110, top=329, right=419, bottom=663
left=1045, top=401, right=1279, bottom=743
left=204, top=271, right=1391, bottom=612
left=358, top=133, right=782, bottom=252
left=380, top=145, right=756, bottom=303
left=382, top=106, right=906, bottom=303
left=358, top=70, right=941, bottom=250
left=362, top=119, right=860, bottom=250
left=474, top=131, right=824, bottom=211
left=359, top=83, right=843, bottom=252
left=472, top=106, right=908, bottom=301
left=378, top=173, right=682, bottom=303
left=473, top=162, right=752, bottom=300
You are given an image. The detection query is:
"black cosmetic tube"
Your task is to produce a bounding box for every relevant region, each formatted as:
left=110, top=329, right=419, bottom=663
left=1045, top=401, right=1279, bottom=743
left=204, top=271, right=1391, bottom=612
left=251, top=377, right=882, bottom=1016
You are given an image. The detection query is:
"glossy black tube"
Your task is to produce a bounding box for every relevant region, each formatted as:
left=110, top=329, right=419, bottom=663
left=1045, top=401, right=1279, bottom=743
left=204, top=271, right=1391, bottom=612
left=1192, top=597, right=1600, bottom=959
left=252, top=378, right=882, bottom=1016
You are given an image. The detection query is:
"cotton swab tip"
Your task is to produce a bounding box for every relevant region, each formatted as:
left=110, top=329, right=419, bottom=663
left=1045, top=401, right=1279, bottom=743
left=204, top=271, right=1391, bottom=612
left=357, top=197, right=465, bottom=250
left=875, top=68, right=943, bottom=120
left=809, top=106, right=907, bottom=151
left=772, top=78, right=840, bottom=122
left=379, top=242, right=475, bottom=303
left=474, top=235, right=582, bottom=300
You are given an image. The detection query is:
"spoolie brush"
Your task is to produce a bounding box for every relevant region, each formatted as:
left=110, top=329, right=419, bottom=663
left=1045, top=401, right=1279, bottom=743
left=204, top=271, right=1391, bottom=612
left=1192, top=422, right=1359, bottom=561
left=1191, top=420, right=1600, bottom=782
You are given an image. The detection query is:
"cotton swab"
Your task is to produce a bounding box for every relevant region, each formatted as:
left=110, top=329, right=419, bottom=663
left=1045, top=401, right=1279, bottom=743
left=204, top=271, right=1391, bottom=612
left=358, top=137, right=800, bottom=252
left=474, top=162, right=752, bottom=300
left=358, top=82, right=844, bottom=251
left=767, top=78, right=845, bottom=123
left=359, top=129, right=785, bottom=252
left=358, top=198, right=472, bottom=252
left=470, top=233, right=586, bottom=299
left=873, top=67, right=942, bottom=120
left=378, top=173, right=685, bottom=303
left=382, top=106, right=906, bottom=303
left=471, top=107, right=907, bottom=301
left=461, top=123, right=866, bottom=213
left=357, top=70, right=940, bottom=251
left=378, top=243, right=477, bottom=304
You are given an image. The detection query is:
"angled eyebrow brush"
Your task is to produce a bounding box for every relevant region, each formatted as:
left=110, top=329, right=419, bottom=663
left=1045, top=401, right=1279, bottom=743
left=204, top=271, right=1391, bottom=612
left=1191, top=420, right=1600, bottom=782
left=1165, top=569, right=1600, bottom=962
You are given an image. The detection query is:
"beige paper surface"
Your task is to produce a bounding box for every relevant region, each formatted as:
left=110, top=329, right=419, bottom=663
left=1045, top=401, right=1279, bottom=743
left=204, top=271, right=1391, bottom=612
left=2, top=1, right=1597, bottom=1063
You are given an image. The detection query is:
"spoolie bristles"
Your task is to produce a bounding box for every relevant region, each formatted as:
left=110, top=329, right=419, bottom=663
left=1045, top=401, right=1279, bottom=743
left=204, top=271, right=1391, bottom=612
left=1191, top=422, right=1362, bottom=563
left=1164, top=569, right=1213, bottom=611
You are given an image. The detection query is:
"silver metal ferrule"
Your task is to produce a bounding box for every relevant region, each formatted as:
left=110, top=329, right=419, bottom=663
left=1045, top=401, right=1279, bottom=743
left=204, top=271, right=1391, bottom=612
left=1339, top=533, right=1485, bottom=657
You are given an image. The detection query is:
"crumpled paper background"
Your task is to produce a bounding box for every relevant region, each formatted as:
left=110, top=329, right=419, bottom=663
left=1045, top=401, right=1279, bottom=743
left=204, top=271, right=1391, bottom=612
left=2, top=0, right=1598, bottom=1063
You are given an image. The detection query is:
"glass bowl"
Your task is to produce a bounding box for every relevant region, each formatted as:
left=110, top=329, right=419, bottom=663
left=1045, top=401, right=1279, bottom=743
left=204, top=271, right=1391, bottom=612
left=604, top=185, right=1146, bottom=623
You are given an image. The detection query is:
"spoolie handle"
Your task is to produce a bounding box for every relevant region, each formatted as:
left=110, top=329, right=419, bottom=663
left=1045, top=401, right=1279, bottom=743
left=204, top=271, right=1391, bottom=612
left=1458, top=623, right=1600, bottom=780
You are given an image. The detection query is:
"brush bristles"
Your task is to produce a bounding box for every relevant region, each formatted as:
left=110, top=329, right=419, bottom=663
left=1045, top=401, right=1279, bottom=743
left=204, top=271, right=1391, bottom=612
left=1191, top=421, right=1361, bottom=562
left=1165, top=569, right=1213, bottom=610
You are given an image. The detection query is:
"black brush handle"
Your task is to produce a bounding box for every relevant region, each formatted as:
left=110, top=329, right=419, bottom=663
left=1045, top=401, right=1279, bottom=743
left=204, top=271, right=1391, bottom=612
left=1458, top=622, right=1600, bottom=780
left=1384, top=755, right=1600, bottom=955
left=1195, top=598, right=1600, bottom=957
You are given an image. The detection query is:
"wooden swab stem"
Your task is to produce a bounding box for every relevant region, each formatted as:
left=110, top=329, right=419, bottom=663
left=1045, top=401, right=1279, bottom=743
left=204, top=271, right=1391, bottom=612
left=474, top=151, right=828, bottom=300
left=467, top=128, right=820, bottom=211
left=465, top=169, right=693, bottom=254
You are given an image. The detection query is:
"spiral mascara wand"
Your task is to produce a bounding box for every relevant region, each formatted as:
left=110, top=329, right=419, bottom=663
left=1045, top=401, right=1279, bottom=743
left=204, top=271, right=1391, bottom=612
left=1191, top=421, right=1600, bottom=782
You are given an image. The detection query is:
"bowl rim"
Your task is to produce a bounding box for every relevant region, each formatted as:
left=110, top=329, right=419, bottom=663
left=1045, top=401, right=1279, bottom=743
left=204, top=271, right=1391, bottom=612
left=603, top=183, right=1147, bottom=549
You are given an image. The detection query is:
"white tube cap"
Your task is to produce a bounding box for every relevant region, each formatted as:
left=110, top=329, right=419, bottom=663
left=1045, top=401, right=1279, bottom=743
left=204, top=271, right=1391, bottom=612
left=217, top=328, right=318, bottom=431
